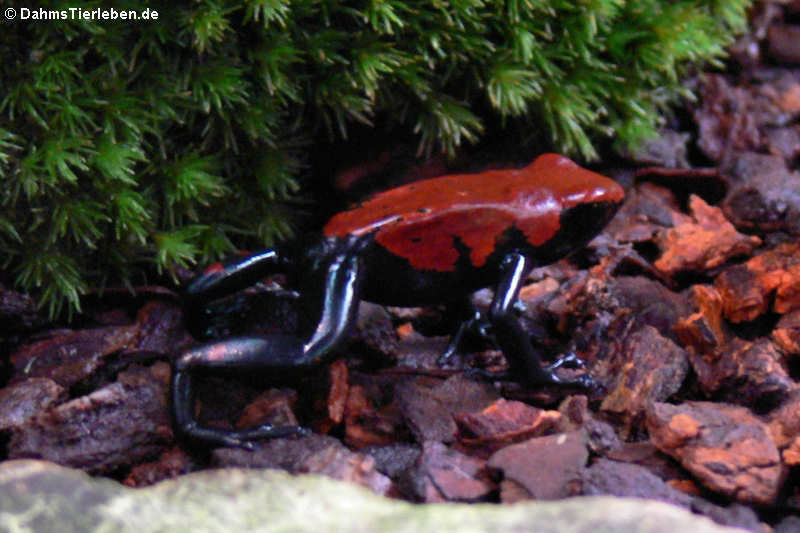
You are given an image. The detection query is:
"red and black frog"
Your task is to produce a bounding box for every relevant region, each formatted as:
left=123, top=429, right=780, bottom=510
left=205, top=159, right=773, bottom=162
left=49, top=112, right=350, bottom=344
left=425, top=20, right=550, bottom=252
left=172, top=153, right=625, bottom=448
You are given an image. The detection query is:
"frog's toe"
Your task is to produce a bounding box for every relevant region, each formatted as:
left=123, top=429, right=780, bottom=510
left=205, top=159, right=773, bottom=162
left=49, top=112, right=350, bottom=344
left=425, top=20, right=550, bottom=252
left=553, top=372, right=596, bottom=390
left=464, top=367, right=511, bottom=381
left=219, top=435, right=257, bottom=450
left=437, top=345, right=458, bottom=366
left=545, top=352, right=586, bottom=371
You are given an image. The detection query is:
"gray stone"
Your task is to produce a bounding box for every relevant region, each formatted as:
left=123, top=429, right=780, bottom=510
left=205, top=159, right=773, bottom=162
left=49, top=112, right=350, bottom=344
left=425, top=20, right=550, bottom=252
left=0, top=459, right=750, bottom=533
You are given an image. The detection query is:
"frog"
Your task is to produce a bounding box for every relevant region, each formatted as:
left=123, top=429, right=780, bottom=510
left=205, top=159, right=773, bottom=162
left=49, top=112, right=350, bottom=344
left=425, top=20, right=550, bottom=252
left=172, top=153, right=626, bottom=448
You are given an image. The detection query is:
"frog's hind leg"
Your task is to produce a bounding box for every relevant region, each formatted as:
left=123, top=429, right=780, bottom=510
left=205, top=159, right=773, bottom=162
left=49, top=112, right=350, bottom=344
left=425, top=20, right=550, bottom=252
left=172, top=252, right=363, bottom=448
left=182, top=249, right=292, bottom=340
left=172, top=335, right=311, bottom=448
left=183, top=249, right=290, bottom=303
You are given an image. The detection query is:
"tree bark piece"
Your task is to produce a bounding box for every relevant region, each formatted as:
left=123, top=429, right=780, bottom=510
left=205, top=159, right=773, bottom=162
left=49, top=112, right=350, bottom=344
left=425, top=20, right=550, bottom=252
left=488, top=430, right=588, bottom=501
left=654, top=195, right=761, bottom=277
left=454, top=398, right=562, bottom=451
left=715, top=243, right=800, bottom=322
left=600, top=326, right=688, bottom=430
left=774, top=310, right=800, bottom=355
left=687, top=337, right=795, bottom=408
left=8, top=363, right=172, bottom=474
left=646, top=401, right=783, bottom=505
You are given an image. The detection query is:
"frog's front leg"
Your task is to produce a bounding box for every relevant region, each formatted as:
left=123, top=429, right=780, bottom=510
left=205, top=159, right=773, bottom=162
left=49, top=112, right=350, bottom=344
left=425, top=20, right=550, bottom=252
left=437, top=296, right=494, bottom=366
left=172, top=251, right=363, bottom=448
left=485, top=252, right=595, bottom=388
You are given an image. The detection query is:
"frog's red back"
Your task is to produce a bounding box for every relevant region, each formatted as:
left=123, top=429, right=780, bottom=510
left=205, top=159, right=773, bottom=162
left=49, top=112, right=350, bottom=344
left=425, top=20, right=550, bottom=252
left=323, top=154, right=624, bottom=272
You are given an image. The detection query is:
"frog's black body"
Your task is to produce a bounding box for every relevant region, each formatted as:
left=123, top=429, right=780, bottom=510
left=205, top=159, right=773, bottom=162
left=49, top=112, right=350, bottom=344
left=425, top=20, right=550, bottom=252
left=172, top=154, right=625, bottom=448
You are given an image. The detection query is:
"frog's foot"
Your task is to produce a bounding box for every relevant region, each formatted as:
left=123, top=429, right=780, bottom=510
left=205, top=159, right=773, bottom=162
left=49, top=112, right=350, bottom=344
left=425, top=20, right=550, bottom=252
left=466, top=363, right=595, bottom=390
left=544, top=352, right=586, bottom=372
left=438, top=311, right=494, bottom=366
left=536, top=362, right=596, bottom=390
left=544, top=371, right=596, bottom=390
left=186, top=423, right=312, bottom=450
left=437, top=343, right=457, bottom=367
left=232, top=423, right=312, bottom=450
left=464, top=366, right=512, bottom=381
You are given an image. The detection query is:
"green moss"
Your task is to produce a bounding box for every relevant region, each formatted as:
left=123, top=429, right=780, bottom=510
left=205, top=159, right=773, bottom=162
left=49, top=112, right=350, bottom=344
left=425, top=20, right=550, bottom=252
left=0, top=0, right=751, bottom=317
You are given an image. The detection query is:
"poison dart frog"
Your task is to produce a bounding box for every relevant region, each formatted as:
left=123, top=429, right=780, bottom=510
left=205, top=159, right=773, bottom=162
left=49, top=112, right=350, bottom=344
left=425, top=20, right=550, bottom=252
left=172, top=153, right=625, bottom=448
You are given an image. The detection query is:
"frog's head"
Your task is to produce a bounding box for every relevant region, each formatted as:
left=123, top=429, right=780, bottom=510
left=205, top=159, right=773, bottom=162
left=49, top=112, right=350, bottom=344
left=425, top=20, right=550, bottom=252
left=515, top=154, right=625, bottom=263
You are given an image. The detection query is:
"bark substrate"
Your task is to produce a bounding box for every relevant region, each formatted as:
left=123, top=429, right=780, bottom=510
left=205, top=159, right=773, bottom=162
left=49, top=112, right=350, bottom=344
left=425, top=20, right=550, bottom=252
left=3, top=4, right=800, bottom=532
